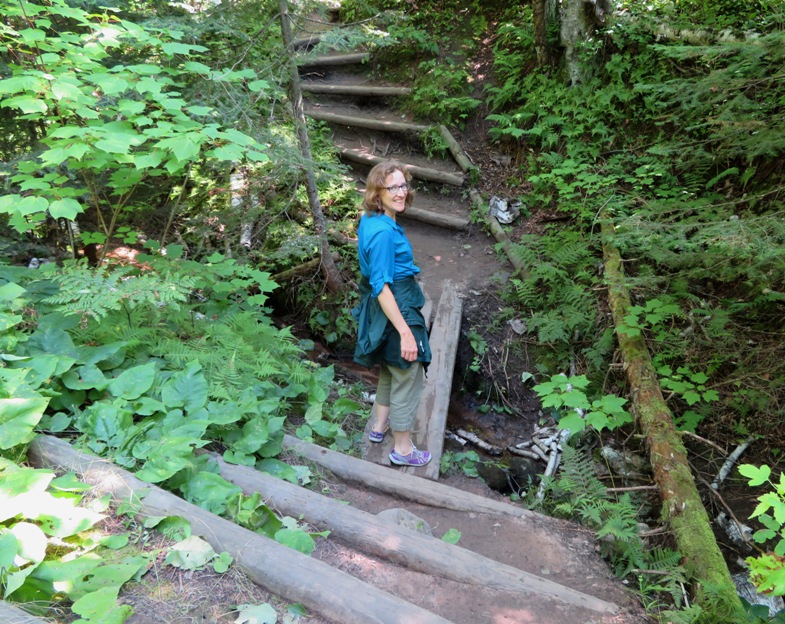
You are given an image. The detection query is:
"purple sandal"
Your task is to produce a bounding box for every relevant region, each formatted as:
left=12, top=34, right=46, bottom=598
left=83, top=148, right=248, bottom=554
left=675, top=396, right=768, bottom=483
left=389, top=444, right=432, bottom=466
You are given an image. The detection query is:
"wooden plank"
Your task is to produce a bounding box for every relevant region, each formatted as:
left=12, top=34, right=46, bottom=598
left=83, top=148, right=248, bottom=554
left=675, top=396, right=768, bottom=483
left=302, top=84, right=412, bottom=96
left=308, top=109, right=430, bottom=133
left=0, top=602, right=47, bottom=624
left=207, top=453, right=619, bottom=614
left=340, top=150, right=465, bottom=187
left=297, top=52, right=370, bottom=67
left=404, top=280, right=462, bottom=480
left=27, top=436, right=455, bottom=624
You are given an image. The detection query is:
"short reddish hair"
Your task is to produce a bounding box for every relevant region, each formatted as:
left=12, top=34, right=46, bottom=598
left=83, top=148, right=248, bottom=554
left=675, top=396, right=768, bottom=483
left=363, top=160, right=415, bottom=215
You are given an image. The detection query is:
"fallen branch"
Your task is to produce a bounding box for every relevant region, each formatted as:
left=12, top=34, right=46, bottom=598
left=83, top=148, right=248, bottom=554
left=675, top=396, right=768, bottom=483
left=271, top=252, right=340, bottom=283
left=437, top=125, right=477, bottom=175
left=602, top=218, right=742, bottom=614
left=711, top=438, right=753, bottom=491
left=454, top=428, right=504, bottom=455
left=470, top=190, right=528, bottom=278
left=507, top=446, right=542, bottom=461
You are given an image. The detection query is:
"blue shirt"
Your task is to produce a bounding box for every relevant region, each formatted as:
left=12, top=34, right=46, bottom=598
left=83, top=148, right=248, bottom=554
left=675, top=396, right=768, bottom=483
left=357, top=214, right=420, bottom=297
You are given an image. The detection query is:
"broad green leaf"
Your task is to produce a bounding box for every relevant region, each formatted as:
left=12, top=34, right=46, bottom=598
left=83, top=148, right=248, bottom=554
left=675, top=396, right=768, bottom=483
left=0, top=531, right=18, bottom=570
left=257, top=458, right=299, bottom=484
left=50, top=472, right=92, bottom=493
left=0, top=282, right=26, bottom=302
left=179, top=472, right=241, bottom=515
left=71, top=586, right=134, bottom=624
left=235, top=603, right=277, bottom=624
left=108, top=362, right=156, bottom=400
left=79, top=402, right=134, bottom=447
left=274, top=528, right=315, bottom=555
left=48, top=197, right=83, bottom=220
left=33, top=554, right=149, bottom=601
left=212, top=551, right=232, bottom=573
left=164, top=535, right=216, bottom=571
left=232, top=417, right=269, bottom=454
left=1, top=95, right=48, bottom=114
left=247, top=79, right=269, bottom=92
left=62, top=364, right=110, bottom=391
left=133, top=436, right=196, bottom=483
left=20, top=353, right=76, bottom=387
left=557, top=411, right=585, bottom=434
left=209, top=143, right=245, bottom=161
left=160, top=361, right=207, bottom=411
left=0, top=397, right=49, bottom=449
left=17, top=196, right=49, bottom=216
left=36, top=496, right=104, bottom=538
left=183, top=61, right=211, bottom=74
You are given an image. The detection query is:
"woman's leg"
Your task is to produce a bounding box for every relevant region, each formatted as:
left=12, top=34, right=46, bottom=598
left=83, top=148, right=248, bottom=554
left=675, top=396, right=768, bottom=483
left=388, top=362, right=424, bottom=455
left=373, top=363, right=392, bottom=433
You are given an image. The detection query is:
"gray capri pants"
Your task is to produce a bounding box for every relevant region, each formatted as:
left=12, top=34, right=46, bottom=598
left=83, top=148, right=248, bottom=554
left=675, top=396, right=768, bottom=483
left=375, top=361, right=424, bottom=431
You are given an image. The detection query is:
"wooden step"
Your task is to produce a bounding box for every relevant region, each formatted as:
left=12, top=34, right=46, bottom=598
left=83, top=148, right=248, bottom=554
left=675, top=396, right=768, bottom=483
left=29, top=436, right=454, bottom=624
left=208, top=452, right=619, bottom=614
left=302, top=83, right=412, bottom=96
left=402, top=205, right=470, bottom=231
left=307, top=108, right=429, bottom=133
left=297, top=52, right=370, bottom=68
left=362, top=280, right=462, bottom=480
left=340, top=149, right=466, bottom=187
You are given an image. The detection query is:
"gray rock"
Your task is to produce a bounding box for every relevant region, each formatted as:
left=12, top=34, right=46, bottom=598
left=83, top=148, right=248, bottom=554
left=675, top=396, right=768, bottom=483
left=376, top=508, right=433, bottom=536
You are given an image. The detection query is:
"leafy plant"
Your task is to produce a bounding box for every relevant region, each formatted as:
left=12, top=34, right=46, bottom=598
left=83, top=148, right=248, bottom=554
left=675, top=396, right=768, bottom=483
left=738, top=464, right=785, bottom=596
left=440, top=449, right=481, bottom=477
left=533, top=374, right=633, bottom=435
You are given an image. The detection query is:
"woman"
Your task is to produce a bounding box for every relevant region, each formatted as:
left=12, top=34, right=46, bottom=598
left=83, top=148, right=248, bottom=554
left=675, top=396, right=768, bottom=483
left=352, top=161, right=432, bottom=467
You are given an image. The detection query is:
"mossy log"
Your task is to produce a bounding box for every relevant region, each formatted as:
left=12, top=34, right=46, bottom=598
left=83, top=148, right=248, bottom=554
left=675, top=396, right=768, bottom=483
left=601, top=220, right=742, bottom=614
left=271, top=252, right=340, bottom=283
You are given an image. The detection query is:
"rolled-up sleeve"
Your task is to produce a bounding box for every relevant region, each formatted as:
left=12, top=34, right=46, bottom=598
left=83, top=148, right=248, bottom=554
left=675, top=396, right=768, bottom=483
left=367, top=229, right=396, bottom=297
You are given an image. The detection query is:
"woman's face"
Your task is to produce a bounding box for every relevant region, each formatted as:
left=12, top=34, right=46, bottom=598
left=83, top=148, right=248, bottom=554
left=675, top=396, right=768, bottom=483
left=379, top=169, right=408, bottom=219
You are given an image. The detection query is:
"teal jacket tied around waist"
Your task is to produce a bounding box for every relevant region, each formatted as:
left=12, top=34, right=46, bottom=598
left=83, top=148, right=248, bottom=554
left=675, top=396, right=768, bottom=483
left=352, top=276, right=432, bottom=370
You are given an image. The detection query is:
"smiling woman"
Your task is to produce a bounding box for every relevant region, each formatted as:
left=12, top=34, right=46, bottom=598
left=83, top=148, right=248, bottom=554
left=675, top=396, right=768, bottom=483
left=352, top=161, right=433, bottom=467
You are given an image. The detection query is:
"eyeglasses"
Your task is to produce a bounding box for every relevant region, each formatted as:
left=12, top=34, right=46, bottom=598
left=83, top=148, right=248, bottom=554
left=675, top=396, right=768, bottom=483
left=384, top=183, right=409, bottom=194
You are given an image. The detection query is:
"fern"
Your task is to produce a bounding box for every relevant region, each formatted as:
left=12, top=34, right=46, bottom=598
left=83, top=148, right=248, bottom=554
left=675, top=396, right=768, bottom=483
left=44, top=260, right=194, bottom=320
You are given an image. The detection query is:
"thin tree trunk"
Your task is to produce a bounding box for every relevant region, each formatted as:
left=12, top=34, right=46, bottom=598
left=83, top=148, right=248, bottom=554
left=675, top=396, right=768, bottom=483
left=532, top=0, right=549, bottom=68
left=601, top=219, right=742, bottom=615
left=278, top=0, right=343, bottom=293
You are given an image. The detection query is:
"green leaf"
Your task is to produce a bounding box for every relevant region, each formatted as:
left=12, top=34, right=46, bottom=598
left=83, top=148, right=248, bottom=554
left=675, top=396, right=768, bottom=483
left=164, top=535, right=216, bottom=571
left=557, top=411, right=585, bottom=434
left=235, top=603, right=277, bottom=624
left=274, top=528, right=316, bottom=555
left=179, top=471, right=241, bottom=515
left=1, top=95, right=48, bottom=114
left=213, top=551, right=233, bottom=573
left=257, top=458, right=299, bottom=484
left=71, top=586, right=134, bottom=624
left=108, top=362, right=157, bottom=400
left=441, top=528, right=461, bottom=544
left=0, top=397, right=49, bottom=449
left=48, top=197, right=83, bottom=220
left=161, top=361, right=207, bottom=411
left=62, top=363, right=110, bottom=391
left=739, top=464, right=771, bottom=487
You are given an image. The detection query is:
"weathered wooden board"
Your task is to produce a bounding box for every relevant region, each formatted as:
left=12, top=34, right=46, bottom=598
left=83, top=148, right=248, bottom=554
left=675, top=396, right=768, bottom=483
left=404, top=280, right=462, bottom=480
left=401, top=206, right=470, bottom=231
left=0, top=602, right=47, bottom=624
left=27, top=436, right=454, bottom=624
left=208, top=453, right=619, bottom=614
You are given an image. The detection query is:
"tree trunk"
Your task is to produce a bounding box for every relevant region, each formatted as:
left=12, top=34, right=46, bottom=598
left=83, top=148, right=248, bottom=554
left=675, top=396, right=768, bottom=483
left=279, top=0, right=343, bottom=293
left=601, top=219, right=743, bottom=616
left=532, top=0, right=549, bottom=68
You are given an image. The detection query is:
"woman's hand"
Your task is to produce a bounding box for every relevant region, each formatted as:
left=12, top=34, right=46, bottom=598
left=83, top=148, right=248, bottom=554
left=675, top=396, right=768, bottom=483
left=399, top=329, right=418, bottom=362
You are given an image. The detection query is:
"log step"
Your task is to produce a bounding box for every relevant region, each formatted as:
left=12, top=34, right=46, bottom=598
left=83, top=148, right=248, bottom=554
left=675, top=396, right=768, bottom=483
left=307, top=109, right=429, bottom=133
left=302, top=84, right=412, bottom=97
left=297, top=52, right=370, bottom=68
left=340, top=149, right=465, bottom=187
left=402, top=206, right=470, bottom=231
left=362, top=280, right=462, bottom=480
left=0, top=602, right=46, bottom=624
left=207, top=451, right=619, bottom=614
left=28, top=436, right=453, bottom=624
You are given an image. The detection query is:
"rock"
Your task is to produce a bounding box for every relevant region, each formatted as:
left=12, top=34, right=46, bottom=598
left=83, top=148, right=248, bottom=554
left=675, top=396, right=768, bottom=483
left=715, top=512, right=753, bottom=551
left=733, top=571, right=784, bottom=617
left=376, top=508, right=433, bottom=536
left=508, top=457, right=540, bottom=493
left=476, top=461, right=512, bottom=494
